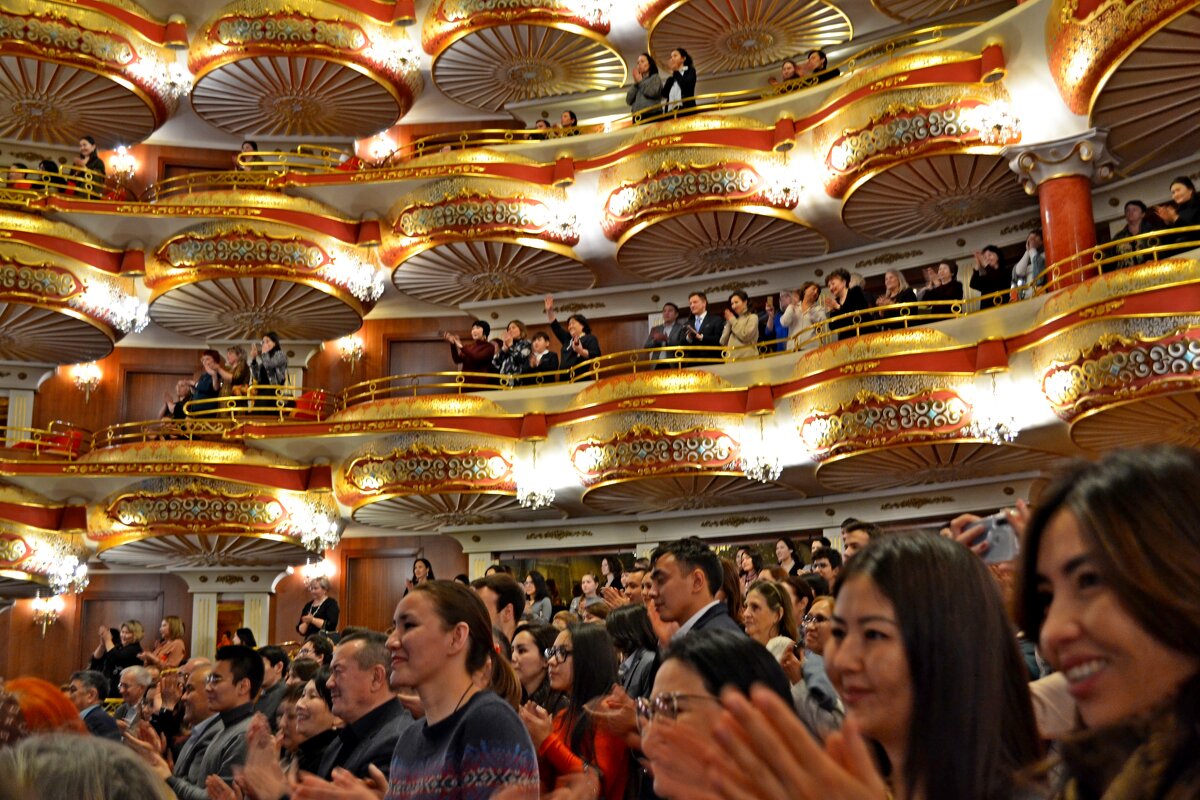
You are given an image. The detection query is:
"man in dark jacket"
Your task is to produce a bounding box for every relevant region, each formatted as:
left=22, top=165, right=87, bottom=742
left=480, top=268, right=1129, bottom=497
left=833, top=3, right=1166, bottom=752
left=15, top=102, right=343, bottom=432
left=67, top=670, right=121, bottom=741
left=647, top=537, right=745, bottom=642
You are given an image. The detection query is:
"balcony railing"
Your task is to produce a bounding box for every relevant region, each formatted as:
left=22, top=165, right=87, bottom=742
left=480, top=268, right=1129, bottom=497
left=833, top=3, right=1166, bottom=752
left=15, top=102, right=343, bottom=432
left=0, top=421, right=92, bottom=460
left=1040, top=224, right=1200, bottom=292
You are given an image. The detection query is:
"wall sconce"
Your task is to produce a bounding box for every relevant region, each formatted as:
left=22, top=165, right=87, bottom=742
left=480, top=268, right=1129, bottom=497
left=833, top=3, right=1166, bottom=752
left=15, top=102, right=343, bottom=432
left=288, top=558, right=337, bottom=580
left=72, top=362, right=102, bottom=403
left=110, top=146, right=137, bottom=183
left=31, top=592, right=65, bottom=638
left=338, top=336, right=364, bottom=374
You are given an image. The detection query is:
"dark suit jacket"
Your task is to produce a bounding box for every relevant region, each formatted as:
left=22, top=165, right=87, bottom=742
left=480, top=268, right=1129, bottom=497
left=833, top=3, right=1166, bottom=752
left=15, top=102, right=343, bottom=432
left=683, top=312, right=726, bottom=364
left=645, top=322, right=688, bottom=367
left=523, top=351, right=559, bottom=385
left=550, top=319, right=601, bottom=373
left=317, top=698, right=413, bottom=780
left=83, top=705, right=121, bottom=741
left=167, top=713, right=225, bottom=800
left=827, top=286, right=872, bottom=340
left=689, top=603, right=746, bottom=636
left=662, top=67, right=698, bottom=112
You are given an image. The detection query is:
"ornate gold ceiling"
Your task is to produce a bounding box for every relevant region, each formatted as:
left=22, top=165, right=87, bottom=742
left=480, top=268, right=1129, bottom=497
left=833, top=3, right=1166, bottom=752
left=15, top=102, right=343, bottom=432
left=815, top=441, right=1065, bottom=492
left=870, top=0, right=997, bottom=22
left=423, top=0, right=624, bottom=111
left=841, top=154, right=1033, bottom=240
left=145, top=220, right=382, bottom=341
left=647, top=0, right=853, bottom=74
left=1089, top=8, right=1200, bottom=175
left=0, top=0, right=183, bottom=146
left=189, top=0, right=422, bottom=136
left=581, top=474, right=799, bottom=514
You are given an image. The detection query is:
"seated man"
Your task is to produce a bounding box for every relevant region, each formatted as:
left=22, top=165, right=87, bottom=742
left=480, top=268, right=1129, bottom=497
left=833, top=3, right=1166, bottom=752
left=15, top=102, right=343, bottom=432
left=67, top=670, right=121, bottom=741
left=114, top=666, right=152, bottom=726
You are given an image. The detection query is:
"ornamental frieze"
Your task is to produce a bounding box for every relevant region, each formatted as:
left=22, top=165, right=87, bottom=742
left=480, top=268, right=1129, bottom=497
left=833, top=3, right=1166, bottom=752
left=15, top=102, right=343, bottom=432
left=95, top=477, right=288, bottom=535
left=0, top=532, right=30, bottom=564
left=213, top=16, right=367, bottom=50
left=161, top=234, right=328, bottom=270
left=0, top=12, right=133, bottom=65
left=0, top=261, right=81, bottom=300
left=344, top=446, right=513, bottom=494
left=797, top=388, right=972, bottom=459
left=1040, top=329, right=1200, bottom=421
left=570, top=424, right=738, bottom=484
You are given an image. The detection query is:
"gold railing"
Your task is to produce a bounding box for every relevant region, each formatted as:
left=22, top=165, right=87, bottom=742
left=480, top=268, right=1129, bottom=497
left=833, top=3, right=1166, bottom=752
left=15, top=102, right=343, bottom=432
left=90, top=418, right=240, bottom=448
left=2, top=167, right=109, bottom=200
left=180, top=385, right=336, bottom=422
left=0, top=421, right=92, bottom=459
left=1040, top=225, right=1200, bottom=292
left=141, top=169, right=277, bottom=202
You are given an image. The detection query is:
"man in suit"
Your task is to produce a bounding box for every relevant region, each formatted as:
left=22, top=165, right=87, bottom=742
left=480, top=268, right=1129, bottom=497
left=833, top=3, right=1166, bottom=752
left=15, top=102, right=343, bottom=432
left=644, top=301, right=687, bottom=367
left=647, top=536, right=745, bottom=641
left=113, top=665, right=152, bottom=727
left=318, top=630, right=413, bottom=780
left=67, top=670, right=121, bottom=741
left=683, top=292, right=724, bottom=366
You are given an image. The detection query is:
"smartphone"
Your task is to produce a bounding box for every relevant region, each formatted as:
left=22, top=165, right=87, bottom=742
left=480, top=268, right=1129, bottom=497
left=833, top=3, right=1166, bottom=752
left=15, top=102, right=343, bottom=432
left=972, top=513, right=1020, bottom=564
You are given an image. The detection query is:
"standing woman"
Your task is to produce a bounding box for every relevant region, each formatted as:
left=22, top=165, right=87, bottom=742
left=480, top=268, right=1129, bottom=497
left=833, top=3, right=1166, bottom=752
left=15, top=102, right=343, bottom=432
left=520, top=624, right=629, bottom=799
left=512, top=624, right=568, bottom=712
left=874, top=269, right=919, bottom=328
left=217, top=345, right=251, bottom=397
left=599, top=555, right=624, bottom=591
left=774, top=537, right=802, bottom=576
left=1170, top=175, right=1200, bottom=227
left=90, top=620, right=144, bottom=697
left=545, top=295, right=601, bottom=374
left=569, top=573, right=600, bottom=615
left=189, top=349, right=223, bottom=415
left=524, top=571, right=552, bottom=624
left=742, top=580, right=798, bottom=661
left=250, top=332, right=289, bottom=386
left=662, top=48, right=697, bottom=117
left=492, top=320, right=532, bottom=379
left=445, top=320, right=498, bottom=377
left=296, top=576, right=339, bottom=636
left=139, top=616, right=186, bottom=669
left=626, top=52, right=663, bottom=122
left=1019, top=446, right=1200, bottom=798
left=404, top=558, right=435, bottom=596
left=384, top=581, right=540, bottom=798
left=719, top=290, right=759, bottom=359
left=781, top=281, right=827, bottom=349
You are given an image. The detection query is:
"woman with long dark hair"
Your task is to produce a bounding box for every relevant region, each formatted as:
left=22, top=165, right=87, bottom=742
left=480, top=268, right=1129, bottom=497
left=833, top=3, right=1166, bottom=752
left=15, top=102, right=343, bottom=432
left=519, top=623, right=628, bottom=799
left=720, top=289, right=759, bottom=359
left=605, top=604, right=660, bottom=700
left=599, top=555, right=624, bottom=591
left=626, top=52, right=663, bottom=122
left=1018, top=446, right=1200, bottom=798
left=384, top=581, right=539, bottom=797
left=511, top=624, right=567, bottom=713
left=404, top=558, right=435, bottom=596
left=774, top=537, right=802, bottom=576
left=662, top=48, right=697, bottom=116
left=523, top=570, right=552, bottom=624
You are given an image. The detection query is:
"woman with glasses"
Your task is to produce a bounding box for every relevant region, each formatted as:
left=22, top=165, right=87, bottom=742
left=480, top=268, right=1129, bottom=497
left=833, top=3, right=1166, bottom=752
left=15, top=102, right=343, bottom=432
left=640, top=629, right=793, bottom=798
left=511, top=624, right=567, bottom=713
left=523, top=571, right=552, bottom=625
left=383, top=581, right=539, bottom=798
left=519, top=624, right=629, bottom=799
left=803, top=596, right=834, bottom=656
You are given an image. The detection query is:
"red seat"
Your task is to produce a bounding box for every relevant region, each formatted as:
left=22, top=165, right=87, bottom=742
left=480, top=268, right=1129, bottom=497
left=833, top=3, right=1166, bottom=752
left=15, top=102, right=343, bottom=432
left=291, top=390, right=329, bottom=421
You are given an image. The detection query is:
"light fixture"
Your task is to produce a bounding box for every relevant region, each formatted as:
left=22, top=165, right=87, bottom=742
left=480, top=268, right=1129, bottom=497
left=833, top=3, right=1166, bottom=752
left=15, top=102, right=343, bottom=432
left=366, top=134, right=394, bottom=162
left=515, top=441, right=556, bottom=510
left=110, top=146, right=137, bottom=183
left=72, top=363, right=102, bottom=403
left=289, top=558, right=337, bottom=580
left=71, top=278, right=149, bottom=334
left=564, top=0, right=614, bottom=25
left=963, top=102, right=1021, bottom=146
left=338, top=336, right=365, bottom=374
left=325, top=250, right=387, bottom=303
left=282, top=496, right=344, bottom=553
left=32, top=592, right=65, bottom=638
left=967, top=373, right=1021, bottom=445
left=46, top=552, right=89, bottom=596
left=739, top=415, right=783, bottom=483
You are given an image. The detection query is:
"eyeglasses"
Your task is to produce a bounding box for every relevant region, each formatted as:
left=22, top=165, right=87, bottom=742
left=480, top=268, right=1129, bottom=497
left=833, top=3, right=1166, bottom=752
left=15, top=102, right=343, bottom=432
left=635, top=693, right=721, bottom=733
left=803, top=614, right=831, bottom=625
left=544, top=646, right=573, bottom=662
left=204, top=674, right=226, bottom=687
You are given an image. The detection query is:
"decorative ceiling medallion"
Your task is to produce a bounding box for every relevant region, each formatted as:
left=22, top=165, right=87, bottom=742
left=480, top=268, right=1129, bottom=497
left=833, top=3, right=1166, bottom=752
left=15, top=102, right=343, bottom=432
left=1071, top=390, right=1200, bottom=452
left=1047, top=0, right=1193, bottom=115
left=869, top=0, right=995, bottom=23
left=1089, top=8, right=1200, bottom=174
left=581, top=474, right=798, bottom=515
left=96, top=533, right=310, bottom=568
left=146, top=221, right=380, bottom=341
left=351, top=492, right=557, bottom=532
left=190, top=0, right=423, bottom=136
left=0, top=0, right=183, bottom=146
left=647, top=0, right=852, bottom=74
left=815, top=441, right=1062, bottom=492
left=0, top=304, right=115, bottom=363
left=617, top=210, right=826, bottom=282
left=841, top=154, right=1033, bottom=240
left=424, top=0, right=613, bottom=53
left=392, top=241, right=592, bottom=305
left=0, top=571, right=46, bottom=599
left=428, top=19, right=624, bottom=111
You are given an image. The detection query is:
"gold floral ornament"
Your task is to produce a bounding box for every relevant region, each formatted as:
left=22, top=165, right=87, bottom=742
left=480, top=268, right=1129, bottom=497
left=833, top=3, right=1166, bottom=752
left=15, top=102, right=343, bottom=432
left=797, top=388, right=972, bottom=460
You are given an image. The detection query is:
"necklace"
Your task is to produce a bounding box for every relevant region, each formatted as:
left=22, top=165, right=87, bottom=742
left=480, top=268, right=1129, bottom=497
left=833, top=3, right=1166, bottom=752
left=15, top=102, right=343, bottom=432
left=452, top=681, right=476, bottom=715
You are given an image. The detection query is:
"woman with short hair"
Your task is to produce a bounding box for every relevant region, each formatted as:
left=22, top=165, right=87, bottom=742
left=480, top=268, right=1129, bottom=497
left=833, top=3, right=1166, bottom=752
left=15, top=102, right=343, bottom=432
left=445, top=320, right=498, bottom=376
left=90, top=620, right=144, bottom=698
left=297, top=576, right=339, bottom=636
left=720, top=290, right=759, bottom=359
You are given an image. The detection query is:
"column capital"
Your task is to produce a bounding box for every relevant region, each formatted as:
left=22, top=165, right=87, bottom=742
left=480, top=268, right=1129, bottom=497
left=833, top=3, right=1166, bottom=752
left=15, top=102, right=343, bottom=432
left=1005, top=129, right=1117, bottom=195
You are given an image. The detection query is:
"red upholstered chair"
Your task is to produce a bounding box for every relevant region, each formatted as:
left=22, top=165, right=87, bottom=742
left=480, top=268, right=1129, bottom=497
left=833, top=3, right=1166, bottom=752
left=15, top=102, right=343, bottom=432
left=291, top=390, right=329, bottom=421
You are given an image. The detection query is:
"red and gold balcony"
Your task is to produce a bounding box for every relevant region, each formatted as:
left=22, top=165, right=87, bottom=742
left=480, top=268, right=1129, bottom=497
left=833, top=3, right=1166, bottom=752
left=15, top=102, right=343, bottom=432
left=422, top=0, right=624, bottom=111
left=599, top=130, right=826, bottom=282
left=384, top=177, right=592, bottom=305
left=189, top=0, right=422, bottom=137
left=0, top=0, right=187, bottom=146
left=146, top=219, right=383, bottom=341
left=0, top=211, right=143, bottom=364
left=643, top=0, right=851, bottom=74
left=0, top=483, right=87, bottom=598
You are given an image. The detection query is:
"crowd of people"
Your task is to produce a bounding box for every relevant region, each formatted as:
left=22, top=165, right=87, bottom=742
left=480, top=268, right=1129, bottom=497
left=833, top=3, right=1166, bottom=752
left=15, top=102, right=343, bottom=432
left=3, top=136, right=108, bottom=198
left=3, top=443, right=1197, bottom=798
left=160, top=334, right=288, bottom=420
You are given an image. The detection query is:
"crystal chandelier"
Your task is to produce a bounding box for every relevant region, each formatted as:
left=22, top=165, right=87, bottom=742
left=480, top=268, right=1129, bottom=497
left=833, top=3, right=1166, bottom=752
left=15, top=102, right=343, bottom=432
left=968, top=374, right=1021, bottom=445
left=739, top=416, right=783, bottom=484
left=47, top=554, right=89, bottom=596
left=515, top=441, right=556, bottom=510
left=963, top=102, right=1021, bottom=146
left=283, top=496, right=344, bottom=552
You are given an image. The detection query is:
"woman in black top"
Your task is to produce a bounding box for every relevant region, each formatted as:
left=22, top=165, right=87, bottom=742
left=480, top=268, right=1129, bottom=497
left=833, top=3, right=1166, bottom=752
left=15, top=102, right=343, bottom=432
left=1171, top=175, right=1200, bottom=228
left=297, top=576, right=340, bottom=635
left=874, top=269, right=919, bottom=329
left=78, top=136, right=105, bottom=175
left=662, top=48, right=697, bottom=116
left=90, top=621, right=144, bottom=697
left=823, top=268, right=871, bottom=340
left=544, top=295, right=601, bottom=375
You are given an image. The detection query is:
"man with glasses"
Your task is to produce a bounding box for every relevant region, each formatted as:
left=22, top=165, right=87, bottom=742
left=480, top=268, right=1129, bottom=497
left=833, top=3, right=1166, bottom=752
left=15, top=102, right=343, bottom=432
left=297, top=634, right=334, bottom=666
left=114, top=665, right=152, bottom=726
left=66, top=670, right=121, bottom=741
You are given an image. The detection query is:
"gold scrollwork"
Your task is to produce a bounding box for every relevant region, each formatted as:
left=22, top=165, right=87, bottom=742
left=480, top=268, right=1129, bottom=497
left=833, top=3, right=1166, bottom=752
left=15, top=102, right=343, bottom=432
left=840, top=361, right=881, bottom=374
left=879, top=496, right=954, bottom=510
left=1078, top=299, right=1126, bottom=319
left=0, top=534, right=30, bottom=563
left=526, top=529, right=594, bottom=541
left=699, top=515, right=771, bottom=528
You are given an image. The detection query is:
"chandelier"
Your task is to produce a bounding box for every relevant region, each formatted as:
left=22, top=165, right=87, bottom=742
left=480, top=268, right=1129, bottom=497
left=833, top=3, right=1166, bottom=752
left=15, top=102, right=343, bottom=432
left=739, top=415, right=782, bottom=484
left=967, top=374, right=1021, bottom=445
left=515, top=441, right=555, bottom=510
left=963, top=102, right=1021, bottom=146
left=283, top=496, right=344, bottom=552
left=47, top=553, right=89, bottom=596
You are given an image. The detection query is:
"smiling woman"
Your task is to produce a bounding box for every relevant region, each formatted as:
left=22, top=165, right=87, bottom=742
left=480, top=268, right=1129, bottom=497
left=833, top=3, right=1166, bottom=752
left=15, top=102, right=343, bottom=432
left=1019, top=446, right=1200, bottom=798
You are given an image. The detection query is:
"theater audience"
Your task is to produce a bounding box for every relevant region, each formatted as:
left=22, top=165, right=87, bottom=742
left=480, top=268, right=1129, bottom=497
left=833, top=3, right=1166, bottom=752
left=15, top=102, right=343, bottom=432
left=139, top=616, right=186, bottom=669
left=405, top=557, right=435, bottom=595
left=773, top=537, right=803, bottom=576
left=1113, top=201, right=1161, bottom=268
left=297, top=575, right=340, bottom=636
left=736, top=547, right=763, bottom=596
left=645, top=301, right=687, bottom=364
left=216, top=345, right=251, bottom=396
left=758, top=293, right=788, bottom=352
left=161, top=379, right=192, bottom=420
left=559, top=110, right=580, bottom=136
left=512, top=624, right=568, bottom=712
left=382, top=581, right=539, bottom=798
left=492, top=320, right=532, bottom=378
left=90, top=620, right=144, bottom=698
left=922, top=258, right=965, bottom=306
left=812, top=548, right=842, bottom=586
left=3, top=677, right=86, bottom=737
left=970, top=244, right=1013, bottom=301
left=605, top=604, right=660, bottom=700
left=545, top=295, right=601, bottom=373
left=531, top=119, right=552, bottom=139
left=524, top=570, right=553, bottom=624
left=472, top=572, right=526, bottom=643
left=249, top=331, right=288, bottom=386
left=1010, top=230, right=1046, bottom=295
left=768, top=58, right=801, bottom=91
left=662, top=48, right=697, bottom=115
left=254, top=646, right=290, bottom=727
left=36, top=159, right=65, bottom=192
left=445, top=320, right=498, bottom=376
left=77, top=135, right=105, bottom=175
left=1170, top=175, right=1200, bottom=227
left=720, top=289, right=760, bottom=358
left=842, top=520, right=880, bottom=560
left=804, top=48, right=839, bottom=82
left=626, top=53, right=663, bottom=122
left=648, top=537, right=744, bottom=639
left=66, top=670, right=120, bottom=741
left=0, top=734, right=173, bottom=800
left=742, top=580, right=798, bottom=661
left=235, top=140, right=260, bottom=171
left=780, top=281, right=827, bottom=348
left=287, top=654, right=323, bottom=684
left=156, top=663, right=219, bottom=792
left=231, top=628, right=256, bottom=648
left=824, top=268, right=871, bottom=340
left=600, top=556, right=624, bottom=591
left=683, top=291, right=724, bottom=362
left=520, top=623, right=628, bottom=799
left=569, top=572, right=601, bottom=615
left=874, top=268, right=918, bottom=327
left=525, top=331, right=559, bottom=381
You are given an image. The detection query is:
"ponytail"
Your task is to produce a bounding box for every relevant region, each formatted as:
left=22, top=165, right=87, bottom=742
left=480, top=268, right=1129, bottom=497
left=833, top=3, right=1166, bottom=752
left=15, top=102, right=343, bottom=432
left=488, top=652, right=522, bottom=711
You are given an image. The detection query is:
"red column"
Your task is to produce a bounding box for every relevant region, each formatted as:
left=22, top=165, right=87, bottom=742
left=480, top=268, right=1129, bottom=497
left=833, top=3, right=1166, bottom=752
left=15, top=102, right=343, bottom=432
left=1039, top=174, right=1097, bottom=290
